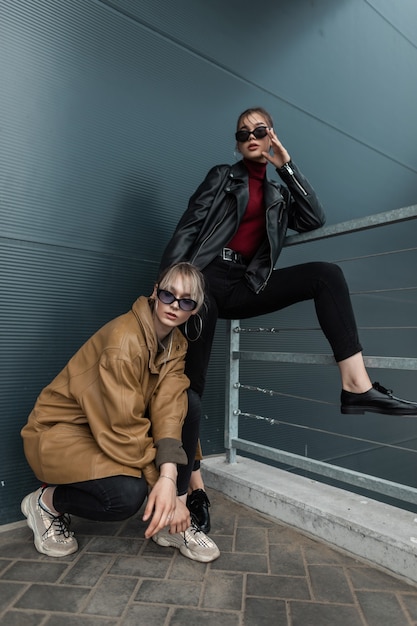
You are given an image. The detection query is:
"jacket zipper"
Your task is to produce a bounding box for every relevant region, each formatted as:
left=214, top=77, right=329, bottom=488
left=282, top=163, right=308, bottom=196
left=256, top=201, right=279, bottom=293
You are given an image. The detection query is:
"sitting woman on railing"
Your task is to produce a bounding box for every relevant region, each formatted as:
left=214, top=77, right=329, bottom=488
left=159, top=106, right=417, bottom=534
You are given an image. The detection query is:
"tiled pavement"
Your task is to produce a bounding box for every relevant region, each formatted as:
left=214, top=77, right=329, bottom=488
left=1, top=488, right=417, bottom=625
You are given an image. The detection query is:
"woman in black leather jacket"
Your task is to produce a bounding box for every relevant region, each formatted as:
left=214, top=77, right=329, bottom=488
left=160, top=106, right=417, bottom=531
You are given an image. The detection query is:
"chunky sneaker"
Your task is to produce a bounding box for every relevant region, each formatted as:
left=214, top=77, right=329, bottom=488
left=186, top=489, right=211, bottom=533
left=21, top=488, right=78, bottom=557
left=341, top=382, right=417, bottom=416
left=152, top=521, right=220, bottom=562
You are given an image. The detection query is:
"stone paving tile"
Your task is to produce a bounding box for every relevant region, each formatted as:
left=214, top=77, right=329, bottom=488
left=234, top=526, right=267, bottom=553
left=1, top=488, right=417, bottom=625
left=269, top=543, right=307, bottom=576
left=244, top=597, right=288, bottom=626
left=0, top=560, right=68, bottom=583
left=210, top=551, right=268, bottom=573
left=201, top=571, right=244, bottom=610
left=134, top=578, right=201, bottom=606
left=14, top=583, right=91, bottom=612
left=402, top=593, right=417, bottom=621
left=108, top=554, right=169, bottom=578
left=290, top=601, right=365, bottom=626
left=246, top=572, right=310, bottom=600
left=168, top=553, right=207, bottom=581
left=356, top=590, right=412, bottom=626
left=169, top=607, right=240, bottom=626
left=83, top=575, right=138, bottom=617
left=308, top=564, right=354, bottom=603
left=0, top=611, right=46, bottom=625
left=0, top=581, right=27, bottom=613
left=120, top=604, right=170, bottom=626
left=61, top=553, right=114, bottom=586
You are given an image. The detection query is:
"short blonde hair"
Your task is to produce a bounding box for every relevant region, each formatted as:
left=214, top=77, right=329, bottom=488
left=158, top=262, right=205, bottom=311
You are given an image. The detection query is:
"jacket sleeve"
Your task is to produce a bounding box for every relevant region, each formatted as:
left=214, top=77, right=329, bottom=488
left=159, top=164, right=229, bottom=273
left=276, top=161, right=326, bottom=232
left=89, top=353, right=187, bottom=469
left=148, top=352, right=189, bottom=468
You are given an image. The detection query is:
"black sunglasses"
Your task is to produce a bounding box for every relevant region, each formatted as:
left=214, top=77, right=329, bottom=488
left=235, top=126, right=269, bottom=142
left=157, top=288, right=197, bottom=312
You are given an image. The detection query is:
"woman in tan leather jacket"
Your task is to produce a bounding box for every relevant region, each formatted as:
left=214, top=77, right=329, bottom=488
left=20, top=262, right=220, bottom=563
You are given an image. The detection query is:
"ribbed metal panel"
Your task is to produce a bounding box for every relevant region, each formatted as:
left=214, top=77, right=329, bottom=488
left=2, top=0, right=417, bottom=524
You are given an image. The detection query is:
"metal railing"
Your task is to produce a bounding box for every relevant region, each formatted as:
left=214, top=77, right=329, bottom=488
left=225, top=204, right=417, bottom=506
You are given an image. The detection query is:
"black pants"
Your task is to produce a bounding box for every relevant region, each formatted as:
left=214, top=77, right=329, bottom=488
left=53, top=475, right=149, bottom=521
left=186, top=257, right=362, bottom=396
left=183, top=258, right=363, bottom=471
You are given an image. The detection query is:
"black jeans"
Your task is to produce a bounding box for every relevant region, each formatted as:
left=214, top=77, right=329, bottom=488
left=183, top=258, right=363, bottom=466
left=186, top=257, right=362, bottom=396
left=53, top=475, right=149, bottom=521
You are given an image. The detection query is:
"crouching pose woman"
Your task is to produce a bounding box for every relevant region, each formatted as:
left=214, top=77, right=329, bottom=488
left=20, top=262, right=220, bottom=563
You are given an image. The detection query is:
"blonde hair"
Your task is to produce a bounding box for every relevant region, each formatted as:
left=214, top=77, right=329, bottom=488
left=158, top=262, right=205, bottom=311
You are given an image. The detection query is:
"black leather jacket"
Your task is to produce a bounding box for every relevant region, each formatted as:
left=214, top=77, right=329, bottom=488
left=160, top=159, right=326, bottom=294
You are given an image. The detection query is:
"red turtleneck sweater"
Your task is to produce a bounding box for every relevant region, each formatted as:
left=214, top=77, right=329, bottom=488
left=226, top=159, right=267, bottom=261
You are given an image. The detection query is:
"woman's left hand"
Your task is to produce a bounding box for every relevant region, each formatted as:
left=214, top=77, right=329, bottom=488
left=262, top=128, right=291, bottom=169
left=143, top=475, right=177, bottom=538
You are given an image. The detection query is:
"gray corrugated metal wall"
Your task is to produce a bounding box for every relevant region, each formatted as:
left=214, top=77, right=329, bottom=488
left=1, top=0, right=417, bottom=524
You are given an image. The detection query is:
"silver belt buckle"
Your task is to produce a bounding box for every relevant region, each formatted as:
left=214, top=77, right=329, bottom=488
left=222, top=248, right=233, bottom=261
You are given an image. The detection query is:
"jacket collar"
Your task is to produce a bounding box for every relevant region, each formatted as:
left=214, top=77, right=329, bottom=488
left=131, top=296, right=186, bottom=371
left=230, top=159, right=281, bottom=189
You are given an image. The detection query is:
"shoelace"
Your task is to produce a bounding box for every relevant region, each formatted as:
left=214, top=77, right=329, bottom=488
left=42, top=510, right=73, bottom=540
left=182, top=522, right=212, bottom=547
left=373, top=382, right=393, bottom=397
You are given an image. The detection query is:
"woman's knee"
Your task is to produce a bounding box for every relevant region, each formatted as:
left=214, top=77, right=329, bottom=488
left=107, top=476, right=148, bottom=520
left=313, top=262, right=348, bottom=288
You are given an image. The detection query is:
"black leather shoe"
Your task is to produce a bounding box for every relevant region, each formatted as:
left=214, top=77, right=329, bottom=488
left=186, top=489, right=211, bottom=533
left=341, top=382, right=417, bottom=416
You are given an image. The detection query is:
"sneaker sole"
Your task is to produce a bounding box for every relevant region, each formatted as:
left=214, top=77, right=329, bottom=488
left=21, top=494, right=78, bottom=558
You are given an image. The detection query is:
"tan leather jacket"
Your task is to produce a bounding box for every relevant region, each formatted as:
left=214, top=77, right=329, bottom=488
left=21, top=296, right=189, bottom=487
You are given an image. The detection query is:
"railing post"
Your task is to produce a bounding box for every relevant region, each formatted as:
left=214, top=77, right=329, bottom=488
left=225, top=320, right=240, bottom=463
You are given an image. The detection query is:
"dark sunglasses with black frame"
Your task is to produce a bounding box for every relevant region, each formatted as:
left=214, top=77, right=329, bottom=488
left=235, top=125, right=270, bottom=143
left=157, top=288, right=198, bottom=311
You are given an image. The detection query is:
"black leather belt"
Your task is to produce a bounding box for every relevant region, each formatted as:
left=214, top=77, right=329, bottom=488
left=219, top=247, right=246, bottom=264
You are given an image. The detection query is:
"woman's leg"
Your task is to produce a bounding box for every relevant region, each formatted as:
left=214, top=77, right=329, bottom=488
left=221, top=262, right=362, bottom=362
left=177, top=389, right=202, bottom=496
left=219, top=259, right=417, bottom=414
left=337, top=352, right=372, bottom=393
left=52, top=475, right=149, bottom=521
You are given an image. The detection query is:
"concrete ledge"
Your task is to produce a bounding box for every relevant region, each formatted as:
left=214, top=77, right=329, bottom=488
left=201, top=454, right=417, bottom=584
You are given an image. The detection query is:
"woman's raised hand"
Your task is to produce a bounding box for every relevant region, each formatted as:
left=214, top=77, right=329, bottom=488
left=262, top=128, right=291, bottom=169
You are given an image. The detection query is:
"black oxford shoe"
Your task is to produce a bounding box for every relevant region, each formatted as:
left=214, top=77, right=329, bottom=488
left=341, top=382, right=417, bottom=416
left=186, top=489, right=211, bottom=533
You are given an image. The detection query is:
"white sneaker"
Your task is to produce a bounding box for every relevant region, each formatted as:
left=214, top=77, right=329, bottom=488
left=152, top=522, right=220, bottom=562
left=21, top=488, right=78, bottom=557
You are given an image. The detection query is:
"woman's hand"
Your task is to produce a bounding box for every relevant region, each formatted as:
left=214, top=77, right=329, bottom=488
left=143, top=471, right=177, bottom=539
left=262, top=128, right=291, bottom=169
left=167, top=497, right=191, bottom=535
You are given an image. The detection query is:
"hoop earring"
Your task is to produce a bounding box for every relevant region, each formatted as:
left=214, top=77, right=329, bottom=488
left=184, top=313, right=203, bottom=342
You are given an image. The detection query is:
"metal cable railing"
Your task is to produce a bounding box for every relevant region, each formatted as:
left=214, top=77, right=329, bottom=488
left=225, top=205, right=417, bottom=507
